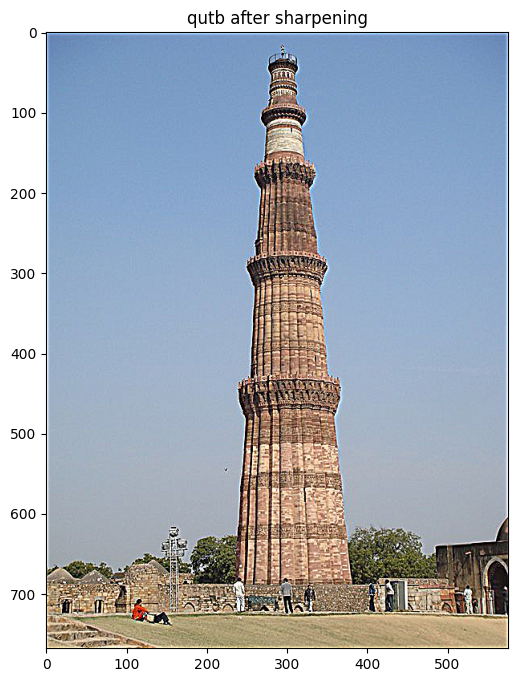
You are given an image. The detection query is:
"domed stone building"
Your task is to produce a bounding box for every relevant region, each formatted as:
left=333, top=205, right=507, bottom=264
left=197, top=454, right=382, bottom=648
left=436, top=517, right=508, bottom=614
left=47, top=567, right=120, bottom=614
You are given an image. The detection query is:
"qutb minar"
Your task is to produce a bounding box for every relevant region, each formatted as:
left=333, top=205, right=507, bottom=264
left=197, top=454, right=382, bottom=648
left=236, top=49, right=352, bottom=585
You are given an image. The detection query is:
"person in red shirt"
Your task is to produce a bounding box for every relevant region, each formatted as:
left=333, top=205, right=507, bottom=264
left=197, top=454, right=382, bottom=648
left=132, top=599, right=148, bottom=621
left=132, top=599, right=171, bottom=625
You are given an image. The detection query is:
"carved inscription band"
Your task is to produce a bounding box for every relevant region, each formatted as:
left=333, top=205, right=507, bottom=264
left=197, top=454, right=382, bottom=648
left=254, top=159, right=314, bottom=187
left=240, top=523, right=347, bottom=540
left=247, top=253, right=328, bottom=285
left=245, top=471, right=342, bottom=490
left=239, top=377, right=341, bottom=414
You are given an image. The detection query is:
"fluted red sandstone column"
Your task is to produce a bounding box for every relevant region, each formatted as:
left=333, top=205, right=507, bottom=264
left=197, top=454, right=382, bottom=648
left=236, top=50, right=352, bottom=585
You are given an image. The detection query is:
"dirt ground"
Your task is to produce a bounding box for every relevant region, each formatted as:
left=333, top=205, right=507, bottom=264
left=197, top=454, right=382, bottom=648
left=76, top=612, right=508, bottom=649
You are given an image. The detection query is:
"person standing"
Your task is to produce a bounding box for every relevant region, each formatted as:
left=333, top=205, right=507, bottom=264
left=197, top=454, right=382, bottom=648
left=368, top=580, right=377, bottom=612
left=280, top=578, right=294, bottom=614
left=233, top=576, right=246, bottom=612
left=304, top=584, right=316, bottom=612
left=463, top=585, right=473, bottom=614
left=385, top=580, right=394, bottom=612
left=502, top=586, right=508, bottom=615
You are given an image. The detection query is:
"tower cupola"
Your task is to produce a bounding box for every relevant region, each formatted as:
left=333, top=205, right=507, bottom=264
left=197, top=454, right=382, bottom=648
left=262, top=47, right=307, bottom=161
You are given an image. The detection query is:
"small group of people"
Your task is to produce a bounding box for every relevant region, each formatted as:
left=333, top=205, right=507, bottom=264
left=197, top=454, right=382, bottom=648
left=368, top=580, right=509, bottom=615
left=233, top=577, right=317, bottom=613
left=367, top=579, right=394, bottom=612
left=464, top=584, right=508, bottom=615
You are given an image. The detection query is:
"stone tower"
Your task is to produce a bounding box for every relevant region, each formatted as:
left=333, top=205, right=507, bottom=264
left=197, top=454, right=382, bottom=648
left=236, top=49, right=352, bottom=585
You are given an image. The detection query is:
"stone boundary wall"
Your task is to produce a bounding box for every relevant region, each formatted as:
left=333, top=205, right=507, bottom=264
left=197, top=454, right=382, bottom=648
left=179, top=583, right=369, bottom=613
left=375, top=578, right=456, bottom=613
left=48, top=562, right=452, bottom=615
left=47, top=575, right=368, bottom=615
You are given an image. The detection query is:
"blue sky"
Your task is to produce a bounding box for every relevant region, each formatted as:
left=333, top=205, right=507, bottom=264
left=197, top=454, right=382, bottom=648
left=48, top=33, right=507, bottom=569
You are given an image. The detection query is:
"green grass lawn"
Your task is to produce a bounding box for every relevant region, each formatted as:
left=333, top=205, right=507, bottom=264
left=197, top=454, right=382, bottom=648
left=77, top=612, right=508, bottom=649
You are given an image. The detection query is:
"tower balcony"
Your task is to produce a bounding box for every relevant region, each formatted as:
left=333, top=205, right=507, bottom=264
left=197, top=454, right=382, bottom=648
left=239, top=373, right=340, bottom=387
left=269, top=52, right=297, bottom=66
left=246, top=251, right=328, bottom=285
left=268, top=52, right=298, bottom=73
left=261, top=103, right=306, bottom=127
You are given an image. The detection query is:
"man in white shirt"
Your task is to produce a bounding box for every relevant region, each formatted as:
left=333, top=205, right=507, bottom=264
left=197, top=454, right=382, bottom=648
left=385, top=580, right=394, bottom=612
left=463, top=585, right=473, bottom=614
left=233, top=577, right=246, bottom=612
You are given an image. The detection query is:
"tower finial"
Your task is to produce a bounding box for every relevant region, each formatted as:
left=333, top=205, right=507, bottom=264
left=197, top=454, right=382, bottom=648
left=280, top=44, right=285, bottom=56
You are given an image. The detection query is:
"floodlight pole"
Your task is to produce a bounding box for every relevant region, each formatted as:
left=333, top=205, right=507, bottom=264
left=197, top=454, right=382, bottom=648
left=169, top=537, right=173, bottom=612
left=175, top=550, right=179, bottom=611
left=162, top=526, right=186, bottom=614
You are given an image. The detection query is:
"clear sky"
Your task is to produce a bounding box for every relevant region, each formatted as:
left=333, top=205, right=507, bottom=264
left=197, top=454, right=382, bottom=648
left=48, top=33, right=507, bottom=570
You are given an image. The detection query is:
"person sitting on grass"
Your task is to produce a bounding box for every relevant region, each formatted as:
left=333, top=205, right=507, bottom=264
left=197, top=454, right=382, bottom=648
left=132, top=599, right=171, bottom=625
left=132, top=599, right=147, bottom=621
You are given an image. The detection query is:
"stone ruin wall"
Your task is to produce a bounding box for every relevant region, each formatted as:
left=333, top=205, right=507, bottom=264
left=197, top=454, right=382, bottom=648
left=179, top=583, right=369, bottom=613
left=46, top=580, right=120, bottom=615
left=375, top=578, right=456, bottom=612
left=122, top=563, right=169, bottom=613
left=46, top=563, right=168, bottom=615
left=47, top=566, right=368, bottom=614
left=47, top=563, right=454, bottom=615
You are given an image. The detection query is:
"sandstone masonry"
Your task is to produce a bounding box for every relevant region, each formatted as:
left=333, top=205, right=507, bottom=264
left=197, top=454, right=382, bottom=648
left=236, top=50, right=352, bottom=586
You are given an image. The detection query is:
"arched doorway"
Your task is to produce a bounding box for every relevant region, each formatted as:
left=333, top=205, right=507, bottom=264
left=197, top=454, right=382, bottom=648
left=115, top=586, right=127, bottom=613
left=486, top=560, right=508, bottom=614
left=94, top=599, right=103, bottom=614
left=61, top=599, right=71, bottom=614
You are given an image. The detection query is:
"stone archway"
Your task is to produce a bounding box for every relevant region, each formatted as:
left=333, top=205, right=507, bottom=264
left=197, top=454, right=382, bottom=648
left=484, top=558, right=508, bottom=614
left=115, top=586, right=127, bottom=613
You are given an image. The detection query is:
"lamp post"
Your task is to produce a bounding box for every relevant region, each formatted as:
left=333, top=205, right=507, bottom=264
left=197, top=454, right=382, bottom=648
left=161, top=526, right=187, bottom=612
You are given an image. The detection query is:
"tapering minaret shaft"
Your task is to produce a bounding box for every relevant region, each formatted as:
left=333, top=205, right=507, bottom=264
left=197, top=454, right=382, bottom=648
left=237, top=51, right=351, bottom=585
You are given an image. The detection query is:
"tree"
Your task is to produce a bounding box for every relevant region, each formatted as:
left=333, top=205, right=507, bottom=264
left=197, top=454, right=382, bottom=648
left=62, top=560, right=114, bottom=579
left=95, top=562, right=114, bottom=579
left=190, top=535, right=237, bottom=584
left=124, top=553, right=191, bottom=574
left=348, top=526, right=437, bottom=585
